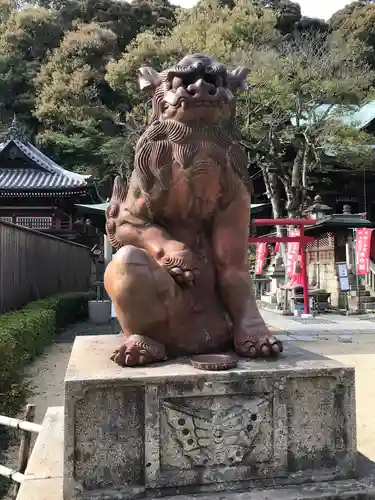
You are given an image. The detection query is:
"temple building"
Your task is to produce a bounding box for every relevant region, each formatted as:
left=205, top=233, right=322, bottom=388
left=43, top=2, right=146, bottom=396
left=0, top=119, right=98, bottom=241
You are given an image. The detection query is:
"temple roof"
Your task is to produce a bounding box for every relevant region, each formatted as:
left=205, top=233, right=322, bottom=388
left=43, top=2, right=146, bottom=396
left=305, top=214, right=374, bottom=236
left=291, top=100, right=375, bottom=130
left=0, top=119, right=92, bottom=196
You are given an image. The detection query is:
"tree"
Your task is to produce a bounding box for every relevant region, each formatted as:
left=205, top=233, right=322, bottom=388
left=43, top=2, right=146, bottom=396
left=44, top=0, right=139, bottom=52
left=107, top=0, right=280, bottom=93
left=0, top=0, right=20, bottom=29
left=31, top=0, right=176, bottom=49
left=99, top=103, right=148, bottom=181
left=34, top=23, right=127, bottom=184
left=330, top=2, right=375, bottom=70
left=107, top=0, right=375, bottom=221
left=131, top=0, right=177, bottom=34
left=239, top=31, right=375, bottom=219
left=0, top=6, right=63, bottom=132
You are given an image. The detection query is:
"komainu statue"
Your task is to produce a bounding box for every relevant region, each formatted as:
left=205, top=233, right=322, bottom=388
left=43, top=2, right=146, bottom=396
left=104, top=54, right=283, bottom=366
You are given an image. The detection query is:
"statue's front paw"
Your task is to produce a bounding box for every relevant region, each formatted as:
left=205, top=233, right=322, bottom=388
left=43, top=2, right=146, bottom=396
left=234, top=323, right=283, bottom=359
left=110, top=334, right=166, bottom=367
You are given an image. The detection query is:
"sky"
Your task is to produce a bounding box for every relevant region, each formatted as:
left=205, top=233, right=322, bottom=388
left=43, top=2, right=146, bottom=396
left=173, top=0, right=350, bottom=21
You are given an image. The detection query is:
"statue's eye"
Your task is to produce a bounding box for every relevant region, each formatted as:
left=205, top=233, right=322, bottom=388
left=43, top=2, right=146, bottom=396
left=203, top=73, right=217, bottom=86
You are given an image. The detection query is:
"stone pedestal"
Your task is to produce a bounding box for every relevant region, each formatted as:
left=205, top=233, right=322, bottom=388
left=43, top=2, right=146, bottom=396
left=64, top=335, right=357, bottom=500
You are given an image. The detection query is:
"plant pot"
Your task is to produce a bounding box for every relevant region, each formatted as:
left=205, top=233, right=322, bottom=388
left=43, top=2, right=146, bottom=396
left=88, top=300, right=111, bottom=325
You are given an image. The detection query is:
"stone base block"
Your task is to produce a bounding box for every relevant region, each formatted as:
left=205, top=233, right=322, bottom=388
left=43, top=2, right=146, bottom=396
left=18, top=407, right=375, bottom=500
left=64, top=335, right=357, bottom=500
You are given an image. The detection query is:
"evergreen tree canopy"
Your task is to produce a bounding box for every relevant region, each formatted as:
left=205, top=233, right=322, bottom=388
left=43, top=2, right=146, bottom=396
left=0, top=0, right=374, bottom=208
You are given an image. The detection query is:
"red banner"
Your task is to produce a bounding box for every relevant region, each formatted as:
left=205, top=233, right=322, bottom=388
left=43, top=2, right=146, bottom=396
left=287, top=228, right=300, bottom=278
left=255, top=242, right=268, bottom=275
left=356, top=228, right=373, bottom=275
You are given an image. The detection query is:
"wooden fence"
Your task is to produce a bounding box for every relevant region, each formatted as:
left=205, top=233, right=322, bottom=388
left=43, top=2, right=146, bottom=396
left=0, top=220, right=92, bottom=312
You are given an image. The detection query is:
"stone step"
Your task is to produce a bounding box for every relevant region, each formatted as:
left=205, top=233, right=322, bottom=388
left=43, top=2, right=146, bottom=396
left=359, top=295, right=375, bottom=303
left=349, top=290, right=371, bottom=297
left=350, top=284, right=366, bottom=291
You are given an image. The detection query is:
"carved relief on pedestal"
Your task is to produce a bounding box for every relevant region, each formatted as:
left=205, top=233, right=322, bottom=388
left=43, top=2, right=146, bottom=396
left=160, top=395, right=272, bottom=469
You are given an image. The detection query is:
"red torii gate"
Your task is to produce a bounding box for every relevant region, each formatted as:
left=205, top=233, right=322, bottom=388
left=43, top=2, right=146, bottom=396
left=248, top=218, right=317, bottom=314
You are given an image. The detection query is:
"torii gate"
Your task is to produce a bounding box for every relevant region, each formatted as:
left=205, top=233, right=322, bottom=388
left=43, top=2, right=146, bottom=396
left=248, top=218, right=317, bottom=314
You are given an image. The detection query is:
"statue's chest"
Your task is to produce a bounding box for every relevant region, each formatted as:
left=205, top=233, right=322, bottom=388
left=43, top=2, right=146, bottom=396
left=164, top=160, right=222, bottom=221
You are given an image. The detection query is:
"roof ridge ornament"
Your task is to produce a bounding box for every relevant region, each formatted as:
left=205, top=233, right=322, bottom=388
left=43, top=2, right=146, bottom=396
left=5, top=115, right=27, bottom=143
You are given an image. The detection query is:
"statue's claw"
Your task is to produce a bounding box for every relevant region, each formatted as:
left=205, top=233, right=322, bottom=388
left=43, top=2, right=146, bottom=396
left=234, top=329, right=283, bottom=359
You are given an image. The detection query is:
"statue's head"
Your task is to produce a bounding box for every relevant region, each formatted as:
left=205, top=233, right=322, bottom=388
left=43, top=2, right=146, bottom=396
left=138, top=54, right=249, bottom=126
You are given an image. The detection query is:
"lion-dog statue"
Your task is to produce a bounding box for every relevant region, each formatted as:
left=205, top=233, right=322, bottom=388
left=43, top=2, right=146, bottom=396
left=104, top=53, right=283, bottom=366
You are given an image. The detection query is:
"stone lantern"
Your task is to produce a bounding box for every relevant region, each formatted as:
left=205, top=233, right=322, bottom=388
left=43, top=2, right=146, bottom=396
left=307, top=195, right=333, bottom=220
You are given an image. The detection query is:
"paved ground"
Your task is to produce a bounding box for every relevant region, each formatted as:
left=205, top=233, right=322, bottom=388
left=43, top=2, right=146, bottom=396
left=265, top=308, right=375, bottom=461
left=3, top=310, right=375, bottom=495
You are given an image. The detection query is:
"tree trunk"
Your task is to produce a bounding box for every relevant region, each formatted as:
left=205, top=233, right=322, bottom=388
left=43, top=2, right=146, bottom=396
left=261, top=168, right=287, bottom=265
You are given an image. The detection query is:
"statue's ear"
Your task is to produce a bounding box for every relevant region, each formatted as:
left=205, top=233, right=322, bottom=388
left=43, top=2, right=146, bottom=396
left=228, top=67, right=250, bottom=93
left=137, top=67, right=161, bottom=96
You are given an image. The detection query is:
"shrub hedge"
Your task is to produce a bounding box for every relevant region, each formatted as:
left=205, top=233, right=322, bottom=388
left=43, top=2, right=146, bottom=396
left=0, top=291, right=94, bottom=497
left=0, top=291, right=94, bottom=417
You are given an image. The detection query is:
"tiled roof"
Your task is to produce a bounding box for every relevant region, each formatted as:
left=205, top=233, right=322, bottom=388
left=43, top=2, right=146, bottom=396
left=0, top=168, right=86, bottom=190
left=0, top=122, right=92, bottom=193
left=291, top=100, right=375, bottom=129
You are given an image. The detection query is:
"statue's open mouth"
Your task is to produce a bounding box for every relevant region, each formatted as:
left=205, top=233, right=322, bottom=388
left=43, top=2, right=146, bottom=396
left=164, top=87, right=230, bottom=109
left=165, top=97, right=227, bottom=110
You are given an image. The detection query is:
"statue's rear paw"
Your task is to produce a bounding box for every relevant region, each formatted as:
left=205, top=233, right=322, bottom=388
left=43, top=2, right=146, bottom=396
left=234, top=324, right=283, bottom=359
left=110, top=334, right=166, bottom=367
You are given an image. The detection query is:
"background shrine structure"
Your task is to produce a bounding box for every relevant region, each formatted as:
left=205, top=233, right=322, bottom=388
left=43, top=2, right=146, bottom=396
left=0, top=118, right=99, bottom=243
left=249, top=101, right=375, bottom=313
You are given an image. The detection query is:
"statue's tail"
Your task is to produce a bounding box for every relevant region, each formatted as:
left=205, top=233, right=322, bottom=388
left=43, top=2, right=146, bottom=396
left=106, top=176, right=128, bottom=249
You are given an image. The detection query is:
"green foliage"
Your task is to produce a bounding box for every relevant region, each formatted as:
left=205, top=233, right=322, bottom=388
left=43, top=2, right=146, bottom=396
left=106, top=0, right=280, bottom=96
left=248, top=245, right=256, bottom=262
left=0, top=0, right=374, bottom=201
left=330, top=2, right=375, bottom=71
left=239, top=32, right=375, bottom=216
left=0, top=6, right=63, bottom=130
left=0, top=290, right=93, bottom=498
left=99, top=103, right=149, bottom=180
left=0, top=0, right=176, bottom=178
left=24, top=291, right=94, bottom=329
left=0, top=291, right=94, bottom=417
left=34, top=23, right=125, bottom=180
left=108, top=0, right=375, bottom=217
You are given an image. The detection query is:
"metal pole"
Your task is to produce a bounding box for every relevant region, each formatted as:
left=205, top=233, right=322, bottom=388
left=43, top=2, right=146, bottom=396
left=300, top=225, right=310, bottom=315
left=0, top=415, right=41, bottom=434
left=0, top=465, right=24, bottom=484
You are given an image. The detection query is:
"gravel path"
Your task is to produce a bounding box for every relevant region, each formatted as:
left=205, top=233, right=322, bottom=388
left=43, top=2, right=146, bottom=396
left=23, top=322, right=114, bottom=424
left=2, top=321, right=114, bottom=499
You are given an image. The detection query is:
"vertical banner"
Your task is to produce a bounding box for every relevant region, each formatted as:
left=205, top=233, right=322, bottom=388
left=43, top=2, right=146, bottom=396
left=255, top=242, right=268, bottom=275
left=356, top=228, right=373, bottom=275
left=287, top=228, right=300, bottom=278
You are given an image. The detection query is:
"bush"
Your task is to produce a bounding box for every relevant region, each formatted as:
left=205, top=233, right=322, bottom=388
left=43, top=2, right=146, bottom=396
left=24, top=291, right=94, bottom=329
left=0, top=291, right=94, bottom=497
left=0, top=291, right=94, bottom=417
